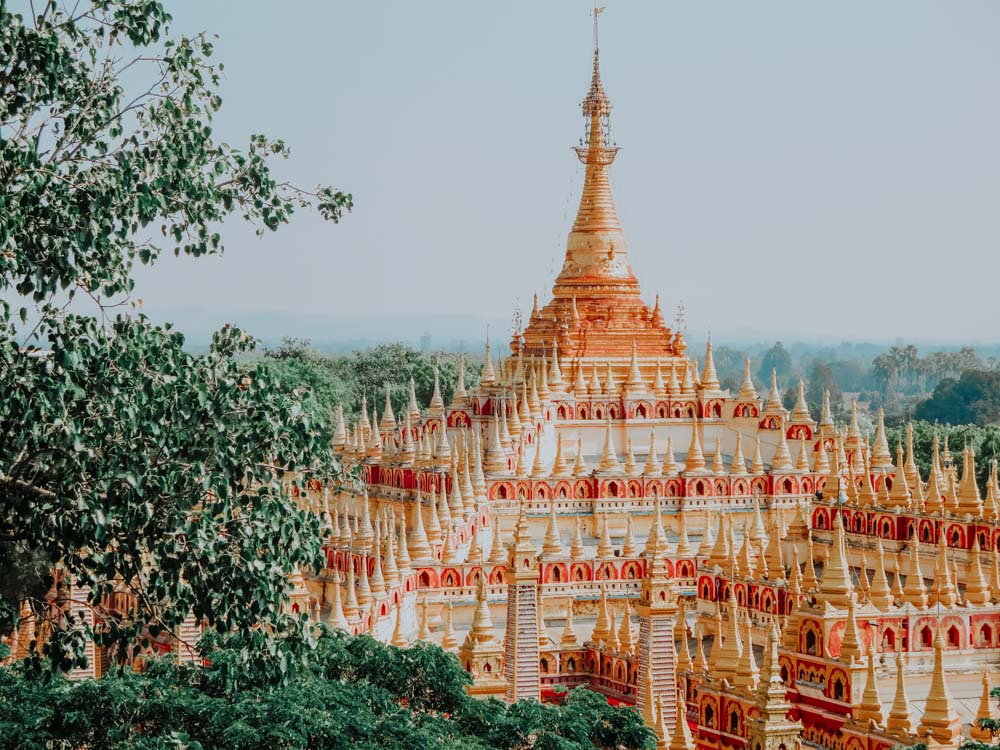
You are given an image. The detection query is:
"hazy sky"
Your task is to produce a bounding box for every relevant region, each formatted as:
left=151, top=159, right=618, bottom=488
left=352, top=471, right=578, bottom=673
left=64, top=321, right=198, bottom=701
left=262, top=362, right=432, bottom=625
left=134, top=1, right=1000, bottom=343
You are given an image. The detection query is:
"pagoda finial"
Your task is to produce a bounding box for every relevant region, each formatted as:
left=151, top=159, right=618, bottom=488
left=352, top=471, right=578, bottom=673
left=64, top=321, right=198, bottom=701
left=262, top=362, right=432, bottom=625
left=570, top=514, right=586, bottom=559
left=554, top=4, right=636, bottom=299
left=820, top=390, right=834, bottom=427
left=481, top=337, right=496, bottom=384
left=869, top=537, right=894, bottom=610
left=592, top=581, right=612, bottom=645
left=701, top=337, right=721, bottom=391
left=440, top=599, right=459, bottom=652
left=390, top=601, right=409, bottom=648
left=738, top=616, right=760, bottom=690
left=652, top=292, right=665, bottom=326
left=661, top=432, right=678, bottom=476
left=467, top=568, right=495, bottom=644
left=901, top=538, right=928, bottom=609
left=871, top=407, right=892, bottom=469
left=382, top=382, right=396, bottom=429
left=757, top=619, right=789, bottom=706
left=683, top=417, right=706, bottom=473
left=916, top=626, right=962, bottom=745
left=599, top=416, right=621, bottom=472
left=932, top=534, right=958, bottom=608
left=669, top=689, right=697, bottom=750
left=332, top=405, right=347, bottom=451
left=596, top=512, right=615, bottom=558
left=622, top=514, right=638, bottom=557
left=971, top=667, right=997, bottom=741
left=736, top=357, right=758, bottom=402
left=429, top=366, right=444, bottom=414
left=324, top=571, right=350, bottom=632
left=643, top=429, right=660, bottom=477
left=542, top=499, right=564, bottom=559
left=676, top=509, right=692, bottom=557
left=767, top=369, right=782, bottom=410
left=790, top=378, right=811, bottom=423
left=451, top=355, right=468, bottom=407
left=886, top=649, right=912, bottom=735
left=560, top=598, right=580, bottom=648
left=586, top=3, right=609, bottom=119
left=573, top=433, right=590, bottom=478
left=966, top=539, right=991, bottom=606
left=855, top=643, right=885, bottom=727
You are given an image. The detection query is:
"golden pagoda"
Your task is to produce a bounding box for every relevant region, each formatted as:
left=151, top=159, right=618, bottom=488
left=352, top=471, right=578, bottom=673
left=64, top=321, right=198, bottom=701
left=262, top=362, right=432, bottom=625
left=61, top=14, right=1000, bottom=750
left=515, top=19, right=681, bottom=372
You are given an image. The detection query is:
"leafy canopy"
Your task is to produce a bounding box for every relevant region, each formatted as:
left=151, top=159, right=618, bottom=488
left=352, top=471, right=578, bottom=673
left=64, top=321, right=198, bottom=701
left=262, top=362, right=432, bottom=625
left=0, top=0, right=351, bottom=670
left=0, top=632, right=657, bottom=750
left=257, top=339, right=482, bottom=422
left=915, top=370, right=1000, bottom=427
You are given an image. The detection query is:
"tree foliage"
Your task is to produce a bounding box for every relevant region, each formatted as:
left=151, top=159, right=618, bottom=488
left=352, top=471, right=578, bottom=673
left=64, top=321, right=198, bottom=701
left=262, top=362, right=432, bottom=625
left=256, top=341, right=482, bottom=423
left=260, top=338, right=355, bottom=420
left=0, top=0, right=351, bottom=669
left=650, top=339, right=1000, bottom=424
left=757, top=341, right=793, bottom=384
left=805, top=362, right=844, bottom=419
left=874, top=346, right=986, bottom=407
left=915, top=370, right=1000, bottom=427
left=0, top=631, right=656, bottom=750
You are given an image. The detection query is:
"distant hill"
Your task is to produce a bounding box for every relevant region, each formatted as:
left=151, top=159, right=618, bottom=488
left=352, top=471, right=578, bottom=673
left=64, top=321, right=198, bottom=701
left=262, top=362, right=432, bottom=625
left=142, top=307, right=508, bottom=354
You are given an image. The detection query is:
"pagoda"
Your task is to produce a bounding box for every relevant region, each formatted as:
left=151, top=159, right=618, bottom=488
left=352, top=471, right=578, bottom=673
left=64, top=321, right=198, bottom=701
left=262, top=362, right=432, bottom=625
left=516, top=33, right=681, bottom=368
left=10, top=12, right=998, bottom=750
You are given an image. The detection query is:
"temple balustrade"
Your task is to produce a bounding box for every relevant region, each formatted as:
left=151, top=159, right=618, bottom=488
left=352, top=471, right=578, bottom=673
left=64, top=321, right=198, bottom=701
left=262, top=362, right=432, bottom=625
left=486, top=486, right=811, bottom=512
left=811, top=501, right=1000, bottom=551
left=695, top=574, right=797, bottom=619
left=410, top=561, right=698, bottom=601
left=536, top=642, right=640, bottom=704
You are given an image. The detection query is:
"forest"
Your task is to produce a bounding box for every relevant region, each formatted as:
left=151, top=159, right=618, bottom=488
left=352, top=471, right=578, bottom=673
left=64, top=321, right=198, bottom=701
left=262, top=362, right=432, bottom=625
left=0, top=631, right=653, bottom=750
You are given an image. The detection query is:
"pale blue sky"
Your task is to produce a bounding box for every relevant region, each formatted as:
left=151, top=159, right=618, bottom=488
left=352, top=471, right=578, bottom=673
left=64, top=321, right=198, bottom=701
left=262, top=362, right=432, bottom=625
left=134, top=1, right=1000, bottom=344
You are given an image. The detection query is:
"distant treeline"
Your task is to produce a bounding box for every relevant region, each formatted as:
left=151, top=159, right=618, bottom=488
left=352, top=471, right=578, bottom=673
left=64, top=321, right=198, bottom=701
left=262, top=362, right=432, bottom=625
left=256, top=338, right=483, bottom=422
left=702, top=341, right=1000, bottom=426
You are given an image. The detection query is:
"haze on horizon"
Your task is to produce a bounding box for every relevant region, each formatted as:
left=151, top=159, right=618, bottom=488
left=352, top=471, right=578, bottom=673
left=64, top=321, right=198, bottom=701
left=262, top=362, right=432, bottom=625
left=134, top=1, right=1000, bottom=346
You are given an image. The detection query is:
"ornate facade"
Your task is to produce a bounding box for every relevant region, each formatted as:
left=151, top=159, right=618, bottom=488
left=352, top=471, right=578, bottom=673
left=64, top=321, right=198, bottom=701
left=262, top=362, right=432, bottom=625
left=286, top=26, right=1000, bottom=750
left=305, top=24, right=999, bottom=750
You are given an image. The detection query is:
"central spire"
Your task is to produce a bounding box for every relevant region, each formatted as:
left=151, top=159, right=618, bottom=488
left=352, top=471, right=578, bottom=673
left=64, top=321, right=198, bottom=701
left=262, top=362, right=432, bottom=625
left=513, top=10, right=679, bottom=362
left=571, top=48, right=620, bottom=235
left=553, top=9, right=639, bottom=299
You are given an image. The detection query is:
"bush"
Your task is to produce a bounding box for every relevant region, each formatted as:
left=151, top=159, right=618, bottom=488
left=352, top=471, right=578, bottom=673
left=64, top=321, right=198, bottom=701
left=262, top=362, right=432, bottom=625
left=0, top=631, right=656, bottom=750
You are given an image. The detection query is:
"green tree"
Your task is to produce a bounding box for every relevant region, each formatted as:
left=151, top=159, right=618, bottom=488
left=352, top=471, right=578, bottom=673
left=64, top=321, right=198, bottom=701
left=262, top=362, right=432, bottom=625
left=782, top=385, right=798, bottom=411
left=806, top=362, right=843, bottom=418
left=915, top=370, right=1000, bottom=427
left=252, top=343, right=484, bottom=427
left=757, top=341, right=793, bottom=385
left=344, top=343, right=422, bottom=407
left=258, top=340, right=353, bottom=421
left=326, top=344, right=481, bottom=421
left=264, top=337, right=318, bottom=361
left=0, top=631, right=657, bottom=750
left=825, top=359, right=871, bottom=393
left=0, top=0, right=351, bottom=670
